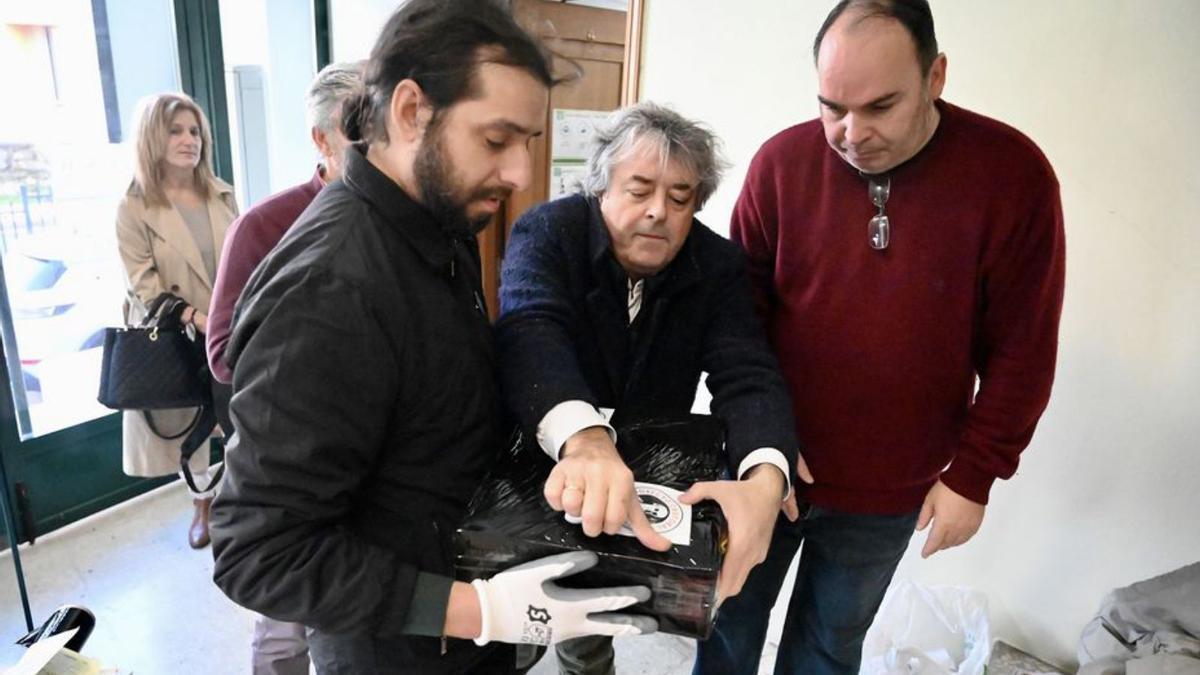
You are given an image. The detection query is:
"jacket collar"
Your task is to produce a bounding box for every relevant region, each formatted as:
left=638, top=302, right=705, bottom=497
left=141, top=180, right=235, bottom=288
left=341, top=144, right=456, bottom=271
left=581, top=194, right=705, bottom=401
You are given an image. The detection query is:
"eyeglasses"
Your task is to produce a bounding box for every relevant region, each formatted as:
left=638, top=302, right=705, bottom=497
left=867, top=176, right=891, bottom=250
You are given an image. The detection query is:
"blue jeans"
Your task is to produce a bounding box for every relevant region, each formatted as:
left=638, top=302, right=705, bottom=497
left=694, top=505, right=919, bottom=675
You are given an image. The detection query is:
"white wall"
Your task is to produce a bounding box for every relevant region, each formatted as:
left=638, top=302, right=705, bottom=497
left=219, top=0, right=317, bottom=203
left=329, top=0, right=403, bottom=62
left=642, top=0, right=1200, bottom=668
left=264, top=0, right=318, bottom=192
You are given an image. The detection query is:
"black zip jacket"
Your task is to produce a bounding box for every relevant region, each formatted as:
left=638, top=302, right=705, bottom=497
left=210, top=146, right=508, bottom=671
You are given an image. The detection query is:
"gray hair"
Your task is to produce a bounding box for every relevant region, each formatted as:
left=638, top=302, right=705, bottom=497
left=581, top=102, right=727, bottom=210
left=306, top=61, right=365, bottom=132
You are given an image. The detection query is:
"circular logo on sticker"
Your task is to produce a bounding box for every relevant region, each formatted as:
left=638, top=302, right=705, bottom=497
left=636, top=485, right=683, bottom=533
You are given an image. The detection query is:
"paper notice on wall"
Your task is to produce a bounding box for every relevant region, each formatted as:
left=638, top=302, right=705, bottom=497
left=565, top=482, right=692, bottom=546
left=549, top=162, right=587, bottom=201
left=551, top=109, right=611, bottom=162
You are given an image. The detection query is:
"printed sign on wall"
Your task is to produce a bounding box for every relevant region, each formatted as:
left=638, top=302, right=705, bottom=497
left=549, top=109, right=611, bottom=201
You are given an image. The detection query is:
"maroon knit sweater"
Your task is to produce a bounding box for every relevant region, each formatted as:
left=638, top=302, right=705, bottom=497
left=207, top=170, right=323, bottom=383
left=733, top=100, right=1065, bottom=514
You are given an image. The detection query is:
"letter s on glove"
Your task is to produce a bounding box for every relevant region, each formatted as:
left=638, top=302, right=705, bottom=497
left=471, top=550, right=657, bottom=645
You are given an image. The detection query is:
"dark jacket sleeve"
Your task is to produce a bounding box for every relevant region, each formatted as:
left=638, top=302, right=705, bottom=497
left=699, top=240, right=799, bottom=476
left=210, top=265, right=447, bottom=636
left=495, top=204, right=600, bottom=432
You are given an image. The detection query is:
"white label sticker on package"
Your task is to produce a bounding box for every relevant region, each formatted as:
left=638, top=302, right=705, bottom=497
left=565, top=482, right=692, bottom=546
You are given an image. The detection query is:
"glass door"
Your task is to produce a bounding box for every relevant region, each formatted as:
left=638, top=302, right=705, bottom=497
left=0, top=0, right=330, bottom=643
left=0, top=0, right=181, bottom=441
left=0, top=0, right=330, bottom=547
left=218, top=0, right=322, bottom=212
left=0, top=0, right=192, bottom=570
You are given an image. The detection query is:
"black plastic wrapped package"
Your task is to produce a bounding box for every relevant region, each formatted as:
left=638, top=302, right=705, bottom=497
left=455, top=415, right=728, bottom=639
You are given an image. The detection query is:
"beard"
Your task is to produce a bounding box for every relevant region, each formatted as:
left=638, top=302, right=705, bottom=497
left=413, top=119, right=510, bottom=235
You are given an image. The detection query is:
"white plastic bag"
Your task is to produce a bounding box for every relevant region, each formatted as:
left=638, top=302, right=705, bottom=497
left=860, top=578, right=991, bottom=675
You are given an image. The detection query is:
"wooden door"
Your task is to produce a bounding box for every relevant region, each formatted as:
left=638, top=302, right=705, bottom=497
left=478, top=0, right=629, bottom=319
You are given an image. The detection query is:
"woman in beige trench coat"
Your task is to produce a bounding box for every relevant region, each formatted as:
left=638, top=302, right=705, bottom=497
left=115, top=93, right=238, bottom=549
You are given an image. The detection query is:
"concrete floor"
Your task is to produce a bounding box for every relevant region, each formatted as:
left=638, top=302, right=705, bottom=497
left=1, top=480, right=790, bottom=674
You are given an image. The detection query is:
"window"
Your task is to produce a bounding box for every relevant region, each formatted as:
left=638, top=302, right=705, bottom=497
left=0, top=0, right=180, bottom=438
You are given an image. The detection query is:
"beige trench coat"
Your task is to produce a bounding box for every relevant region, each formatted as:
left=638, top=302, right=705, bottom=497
left=114, top=181, right=238, bottom=478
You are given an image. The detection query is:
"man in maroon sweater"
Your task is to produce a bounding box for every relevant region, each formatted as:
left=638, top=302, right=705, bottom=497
left=207, top=61, right=362, bottom=390
left=694, top=2, right=1065, bottom=674
left=206, top=61, right=361, bottom=675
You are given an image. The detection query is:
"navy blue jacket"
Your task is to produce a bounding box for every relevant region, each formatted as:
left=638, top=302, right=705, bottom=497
left=496, top=194, right=798, bottom=475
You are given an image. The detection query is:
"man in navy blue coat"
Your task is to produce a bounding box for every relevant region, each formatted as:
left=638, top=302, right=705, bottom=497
left=496, top=102, right=810, bottom=674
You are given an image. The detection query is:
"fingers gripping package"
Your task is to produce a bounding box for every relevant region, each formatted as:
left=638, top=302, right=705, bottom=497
left=455, top=414, right=728, bottom=639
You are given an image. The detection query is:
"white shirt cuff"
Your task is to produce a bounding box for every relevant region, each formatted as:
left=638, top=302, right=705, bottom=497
left=736, top=448, right=792, bottom=501
left=535, top=400, right=616, bottom=461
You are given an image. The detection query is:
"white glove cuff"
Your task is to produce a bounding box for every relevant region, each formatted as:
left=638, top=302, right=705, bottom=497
left=471, top=578, right=494, bottom=646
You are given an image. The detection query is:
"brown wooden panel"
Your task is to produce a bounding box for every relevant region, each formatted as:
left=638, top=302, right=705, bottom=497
left=514, top=0, right=626, bottom=45
left=553, top=59, right=623, bottom=112
left=478, top=213, right=503, bottom=320
left=504, top=58, right=621, bottom=243
left=622, top=0, right=644, bottom=105
left=482, top=0, right=629, bottom=319
left=554, top=40, right=625, bottom=64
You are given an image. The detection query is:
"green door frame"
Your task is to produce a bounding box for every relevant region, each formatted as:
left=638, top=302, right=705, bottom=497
left=0, top=1, right=227, bottom=557
left=315, top=0, right=332, bottom=71
left=175, top=0, right=234, bottom=184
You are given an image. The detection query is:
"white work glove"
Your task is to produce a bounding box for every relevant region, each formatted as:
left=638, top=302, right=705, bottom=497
left=471, top=550, right=656, bottom=646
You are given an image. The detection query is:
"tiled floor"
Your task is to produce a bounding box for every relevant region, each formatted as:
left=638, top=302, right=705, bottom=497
left=1, top=481, right=788, bottom=674
left=0, top=482, right=257, bottom=673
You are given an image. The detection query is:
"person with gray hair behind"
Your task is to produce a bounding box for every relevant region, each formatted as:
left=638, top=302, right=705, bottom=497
left=205, top=60, right=363, bottom=675
left=496, top=101, right=804, bottom=674
left=208, top=60, right=362, bottom=387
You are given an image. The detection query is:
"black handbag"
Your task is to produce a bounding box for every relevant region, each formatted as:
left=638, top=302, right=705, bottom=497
left=98, top=292, right=222, bottom=493
left=98, top=292, right=210, bottom=410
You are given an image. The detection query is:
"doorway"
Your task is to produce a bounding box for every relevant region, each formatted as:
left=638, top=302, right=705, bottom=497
left=478, top=0, right=645, bottom=318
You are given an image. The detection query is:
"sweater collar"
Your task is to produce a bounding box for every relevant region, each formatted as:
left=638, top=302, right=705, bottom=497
left=308, top=166, right=325, bottom=193
left=837, top=98, right=954, bottom=183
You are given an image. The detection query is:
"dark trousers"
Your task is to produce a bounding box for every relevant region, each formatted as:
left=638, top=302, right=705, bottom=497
left=555, top=635, right=614, bottom=675
left=212, top=381, right=233, bottom=437
left=308, top=628, right=519, bottom=674
left=694, top=505, right=919, bottom=675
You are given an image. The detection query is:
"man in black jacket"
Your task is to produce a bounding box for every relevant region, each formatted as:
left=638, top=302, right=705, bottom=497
left=496, top=102, right=809, bottom=674
left=210, top=2, right=656, bottom=673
